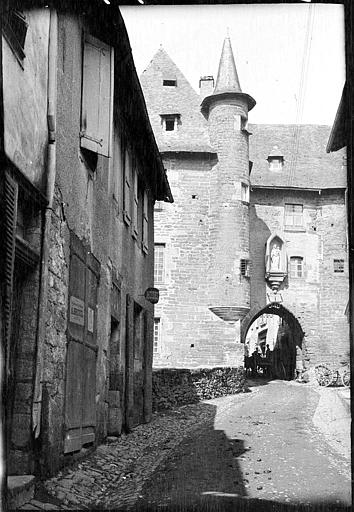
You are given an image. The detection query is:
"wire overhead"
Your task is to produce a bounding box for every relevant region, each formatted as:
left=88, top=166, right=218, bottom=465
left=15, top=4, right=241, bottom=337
left=288, top=3, right=315, bottom=188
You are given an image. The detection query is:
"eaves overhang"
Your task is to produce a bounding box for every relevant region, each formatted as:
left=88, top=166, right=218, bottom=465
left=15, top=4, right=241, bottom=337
left=201, top=91, right=256, bottom=118
left=251, top=185, right=346, bottom=193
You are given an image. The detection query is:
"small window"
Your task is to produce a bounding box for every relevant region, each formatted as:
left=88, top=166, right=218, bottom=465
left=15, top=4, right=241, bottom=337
left=153, top=318, right=161, bottom=354
left=163, top=79, right=177, bottom=87
left=160, top=114, right=180, bottom=132
left=269, top=159, right=283, bottom=171
left=241, top=183, right=250, bottom=203
left=334, top=259, right=344, bottom=273
left=290, top=257, right=303, bottom=278
left=154, top=201, right=164, bottom=212
left=285, top=203, right=303, bottom=228
left=154, top=244, right=165, bottom=284
left=3, top=10, right=28, bottom=63
left=240, top=259, right=250, bottom=277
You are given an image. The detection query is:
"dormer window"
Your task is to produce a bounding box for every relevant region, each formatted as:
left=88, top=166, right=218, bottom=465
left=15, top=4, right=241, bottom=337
left=267, top=145, right=284, bottom=171
left=160, top=114, right=180, bottom=132
left=163, top=79, right=177, bottom=87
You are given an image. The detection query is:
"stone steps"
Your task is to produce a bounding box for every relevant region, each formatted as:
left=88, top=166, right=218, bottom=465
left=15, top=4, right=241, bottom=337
left=7, top=475, right=36, bottom=510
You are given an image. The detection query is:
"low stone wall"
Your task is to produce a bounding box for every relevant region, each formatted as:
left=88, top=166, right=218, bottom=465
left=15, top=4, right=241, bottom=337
left=152, top=367, right=245, bottom=411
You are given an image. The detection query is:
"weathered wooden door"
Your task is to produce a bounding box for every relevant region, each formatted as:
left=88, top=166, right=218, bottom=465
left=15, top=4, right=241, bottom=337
left=64, top=233, right=100, bottom=453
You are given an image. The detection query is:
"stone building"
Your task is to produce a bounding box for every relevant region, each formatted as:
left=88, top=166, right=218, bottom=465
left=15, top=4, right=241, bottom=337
left=1, top=1, right=172, bottom=478
left=140, top=38, right=349, bottom=373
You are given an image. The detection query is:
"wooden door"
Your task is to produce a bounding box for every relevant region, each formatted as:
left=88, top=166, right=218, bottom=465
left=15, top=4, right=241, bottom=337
left=64, top=234, right=100, bottom=453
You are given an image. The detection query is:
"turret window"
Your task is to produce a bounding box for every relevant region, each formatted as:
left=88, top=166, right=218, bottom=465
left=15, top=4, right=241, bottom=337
left=241, top=183, right=250, bottom=203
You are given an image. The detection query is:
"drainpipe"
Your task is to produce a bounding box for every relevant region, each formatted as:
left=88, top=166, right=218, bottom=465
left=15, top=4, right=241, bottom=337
left=32, top=8, right=58, bottom=439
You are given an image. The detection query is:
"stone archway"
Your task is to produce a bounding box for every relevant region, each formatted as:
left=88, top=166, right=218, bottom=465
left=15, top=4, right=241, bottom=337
left=242, top=302, right=304, bottom=380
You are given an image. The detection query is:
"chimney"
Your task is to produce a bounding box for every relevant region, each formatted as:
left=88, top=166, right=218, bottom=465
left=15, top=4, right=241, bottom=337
left=199, top=76, right=214, bottom=101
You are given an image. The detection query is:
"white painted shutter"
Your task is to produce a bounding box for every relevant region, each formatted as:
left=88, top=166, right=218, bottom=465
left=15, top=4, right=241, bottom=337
left=81, top=35, right=112, bottom=157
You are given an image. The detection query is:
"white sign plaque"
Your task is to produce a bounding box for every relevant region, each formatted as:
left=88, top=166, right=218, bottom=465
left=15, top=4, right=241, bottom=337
left=70, top=296, right=84, bottom=326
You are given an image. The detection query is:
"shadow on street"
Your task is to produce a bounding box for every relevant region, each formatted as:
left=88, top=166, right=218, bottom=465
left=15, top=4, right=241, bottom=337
left=134, top=396, right=351, bottom=512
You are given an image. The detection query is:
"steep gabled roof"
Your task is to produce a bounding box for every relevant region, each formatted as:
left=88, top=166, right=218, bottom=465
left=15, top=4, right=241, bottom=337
left=249, top=124, right=346, bottom=190
left=140, top=48, right=213, bottom=153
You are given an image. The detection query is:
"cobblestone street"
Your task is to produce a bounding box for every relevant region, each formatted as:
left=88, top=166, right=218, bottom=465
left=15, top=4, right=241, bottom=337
left=20, top=380, right=351, bottom=511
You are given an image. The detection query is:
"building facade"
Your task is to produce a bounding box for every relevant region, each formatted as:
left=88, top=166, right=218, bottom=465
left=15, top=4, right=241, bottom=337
left=140, top=39, right=349, bottom=373
left=2, top=1, right=172, bottom=477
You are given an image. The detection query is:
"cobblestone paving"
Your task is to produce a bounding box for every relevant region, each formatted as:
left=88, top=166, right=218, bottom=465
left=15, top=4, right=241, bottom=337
left=20, top=401, right=221, bottom=510
left=19, top=381, right=351, bottom=511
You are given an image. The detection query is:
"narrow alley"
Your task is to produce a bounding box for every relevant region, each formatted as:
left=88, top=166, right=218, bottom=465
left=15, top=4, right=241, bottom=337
left=19, top=379, right=351, bottom=511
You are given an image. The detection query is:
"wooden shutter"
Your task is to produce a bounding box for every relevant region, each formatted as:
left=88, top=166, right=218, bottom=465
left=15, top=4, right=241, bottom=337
left=80, top=35, right=112, bottom=157
left=142, top=190, right=149, bottom=253
left=123, top=150, right=131, bottom=224
left=4, top=173, right=18, bottom=374
left=132, top=168, right=138, bottom=238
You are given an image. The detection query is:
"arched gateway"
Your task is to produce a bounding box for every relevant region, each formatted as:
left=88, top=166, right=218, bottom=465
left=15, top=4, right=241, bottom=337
left=241, top=303, right=305, bottom=380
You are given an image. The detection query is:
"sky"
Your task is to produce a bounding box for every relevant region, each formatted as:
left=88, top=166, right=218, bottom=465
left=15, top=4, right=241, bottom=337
left=120, top=3, right=345, bottom=126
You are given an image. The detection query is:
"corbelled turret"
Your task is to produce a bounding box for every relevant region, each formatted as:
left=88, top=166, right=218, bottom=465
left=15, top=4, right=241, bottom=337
left=204, top=37, right=256, bottom=331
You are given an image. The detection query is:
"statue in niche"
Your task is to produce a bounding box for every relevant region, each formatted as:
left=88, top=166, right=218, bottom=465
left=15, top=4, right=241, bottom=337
left=270, top=243, right=281, bottom=270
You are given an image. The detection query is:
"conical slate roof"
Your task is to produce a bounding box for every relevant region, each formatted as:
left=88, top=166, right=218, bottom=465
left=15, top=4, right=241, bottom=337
left=201, top=37, right=256, bottom=115
left=214, top=37, right=242, bottom=94
left=140, top=47, right=214, bottom=153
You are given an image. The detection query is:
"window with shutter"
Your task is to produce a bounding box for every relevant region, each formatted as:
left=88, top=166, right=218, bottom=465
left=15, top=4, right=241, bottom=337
left=132, top=166, right=138, bottom=239
left=123, top=149, right=132, bottom=225
left=4, top=173, right=18, bottom=371
left=80, top=35, right=113, bottom=157
left=142, top=190, right=149, bottom=254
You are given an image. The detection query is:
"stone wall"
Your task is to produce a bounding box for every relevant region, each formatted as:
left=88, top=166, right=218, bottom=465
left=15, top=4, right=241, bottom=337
left=154, top=154, right=245, bottom=369
left=249, top=188, right=349, bottom=366
left=152, top=367, right=245, bottom=411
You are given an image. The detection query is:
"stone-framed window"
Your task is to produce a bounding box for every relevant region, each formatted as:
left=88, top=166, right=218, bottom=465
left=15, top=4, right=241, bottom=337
left=241, top=182, right=250, bottom=203
left=289, top=256, right=303, bottom=278
left=153, top=317, right=161, bottom=354
left=154, top=244, right=165, bottom=284
left=160, top=114, right=180, bottom=132
left=240, top=258, right=250, bottom=277
left=333, top=259, right=344, bottom=273
left=163, top=79, right=177, bottom=87
left=284, top=203, right=303, bottom=229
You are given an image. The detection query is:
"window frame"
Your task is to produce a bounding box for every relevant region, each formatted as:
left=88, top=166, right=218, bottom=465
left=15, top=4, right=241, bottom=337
left=160, top=114, right=180, bottom=132
left=289, top=256, right=304, bottom=279
left=154, top=243, right=165, bottom=285
left=284, top=203, right=304, bottom=230
left=163, top=79, right=177, bottom=87
left=153, top=317, right=161, bottom=355
left=241, top=182, right=250, bottom=204
left=333, top=259, right=345, bottom=273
